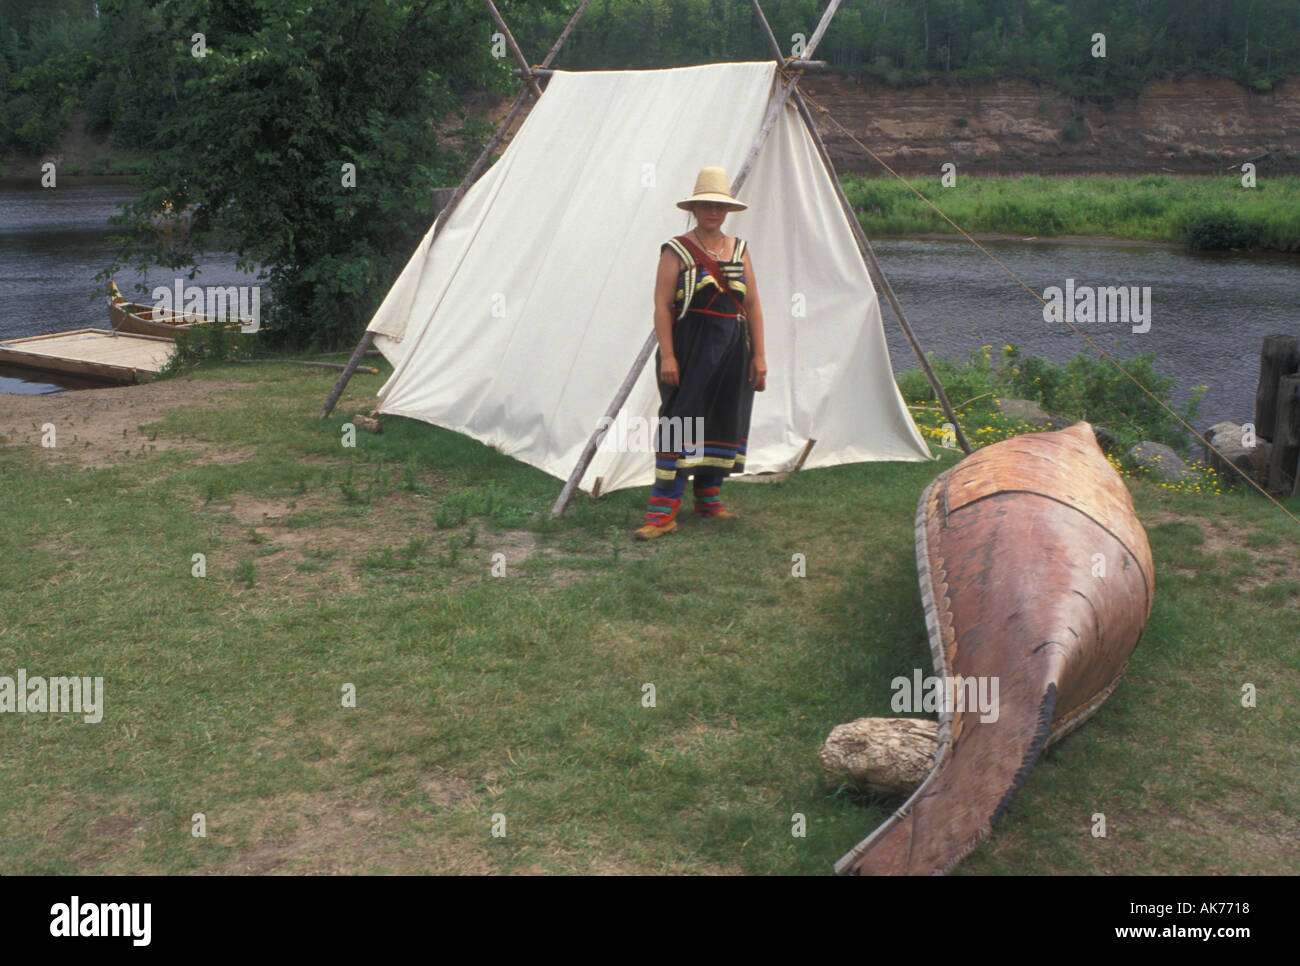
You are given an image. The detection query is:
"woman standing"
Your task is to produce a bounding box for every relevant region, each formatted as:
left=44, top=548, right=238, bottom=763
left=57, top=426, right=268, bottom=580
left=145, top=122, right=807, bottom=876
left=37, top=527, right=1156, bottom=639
left=635, top=166, right=767, bottom=540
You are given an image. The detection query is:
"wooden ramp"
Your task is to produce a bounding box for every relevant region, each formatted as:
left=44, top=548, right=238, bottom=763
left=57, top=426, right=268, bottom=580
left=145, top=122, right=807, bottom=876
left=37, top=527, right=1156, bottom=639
left=0, top=329, right=175, bottom=385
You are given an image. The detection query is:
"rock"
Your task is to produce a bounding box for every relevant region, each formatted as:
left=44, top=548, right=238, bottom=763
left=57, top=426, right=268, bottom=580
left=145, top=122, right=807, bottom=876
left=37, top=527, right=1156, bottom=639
left=1205, top=421, right=1243, bottom=444
left=1201, top=421, right=1256, bottom=482
left=996, top=397, right=1057, bottom=429
left=1128, top=441, right=1198, bottom=483
left=1091, top=424, right=1118, bottom=452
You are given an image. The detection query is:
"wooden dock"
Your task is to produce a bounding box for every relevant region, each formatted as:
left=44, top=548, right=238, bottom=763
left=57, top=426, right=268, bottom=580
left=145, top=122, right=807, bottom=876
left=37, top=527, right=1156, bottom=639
left=0, top=329, right=175, bottom=385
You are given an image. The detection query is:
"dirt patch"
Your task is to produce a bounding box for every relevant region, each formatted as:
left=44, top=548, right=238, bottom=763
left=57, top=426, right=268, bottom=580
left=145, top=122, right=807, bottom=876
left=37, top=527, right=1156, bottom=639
left=651, top=719, right=741, bottom=759
left=90, top=813, right=147, bottom=840
left=0, top=378, right=247, bottom=468
left=197, top=789, right=497, bottom=875
left=1142, top=509, right=1285, bottom=589
left=422, top=774, right=479, bottom=810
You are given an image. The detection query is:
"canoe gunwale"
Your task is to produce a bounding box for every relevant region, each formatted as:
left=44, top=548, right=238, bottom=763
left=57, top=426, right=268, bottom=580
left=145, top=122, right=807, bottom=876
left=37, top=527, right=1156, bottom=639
left=107, top=295, right=249, bottom=338
left=834, top=422, right=1153, bottom=876
left=833, top=469, right=956, bottom=875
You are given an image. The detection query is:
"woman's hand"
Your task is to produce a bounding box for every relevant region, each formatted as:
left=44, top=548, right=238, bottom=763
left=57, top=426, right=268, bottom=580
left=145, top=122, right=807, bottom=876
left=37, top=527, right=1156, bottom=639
left=749, top=354, right=767, bottom=391
left=660, top=354, right=680, bottom=387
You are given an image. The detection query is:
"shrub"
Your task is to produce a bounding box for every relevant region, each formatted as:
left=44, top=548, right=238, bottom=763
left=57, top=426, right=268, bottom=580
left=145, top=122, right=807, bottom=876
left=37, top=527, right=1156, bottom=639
left=900, top=344, right=1204, bottom=457
left=1178, top=208, right=1263, bottom=250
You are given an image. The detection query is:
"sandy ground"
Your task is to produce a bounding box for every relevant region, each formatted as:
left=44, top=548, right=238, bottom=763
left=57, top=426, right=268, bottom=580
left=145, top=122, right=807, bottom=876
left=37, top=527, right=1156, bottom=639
left=0, top=377, right=248, bottom=468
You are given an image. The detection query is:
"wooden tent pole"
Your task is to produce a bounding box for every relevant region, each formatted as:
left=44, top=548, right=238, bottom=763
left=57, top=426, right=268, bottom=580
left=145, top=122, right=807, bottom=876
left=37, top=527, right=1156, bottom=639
left=317, top=0, right=592, bottom=420
left=541, top=0, right=593, bottom=64
left=748, top=0, right=971, bottom=455
left=790, top=93, right=971, bottom=454
left=515, top=61, right=827, bottom=78
left=549, top=1, right=843, bottom=518
left=483, top=0, right=544, bottom=99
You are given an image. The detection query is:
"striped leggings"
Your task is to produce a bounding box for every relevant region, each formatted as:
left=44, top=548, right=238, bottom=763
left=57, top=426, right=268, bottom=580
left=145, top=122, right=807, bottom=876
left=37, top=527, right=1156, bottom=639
left=644, top=462, right=724, bottom=525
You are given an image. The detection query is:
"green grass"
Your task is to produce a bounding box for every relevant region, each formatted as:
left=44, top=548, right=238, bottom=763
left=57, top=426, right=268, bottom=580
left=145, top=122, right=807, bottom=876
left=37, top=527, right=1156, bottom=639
left=0, top=360, right=1296, bottom=874
left=843, top=173, right=1300, bottom=251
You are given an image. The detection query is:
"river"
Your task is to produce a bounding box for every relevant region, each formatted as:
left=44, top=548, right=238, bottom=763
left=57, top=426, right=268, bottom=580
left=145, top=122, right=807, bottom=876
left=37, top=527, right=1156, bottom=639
left=0, top=178, right=257, bottom=394
left=1, top=180, right=1296, bottom=432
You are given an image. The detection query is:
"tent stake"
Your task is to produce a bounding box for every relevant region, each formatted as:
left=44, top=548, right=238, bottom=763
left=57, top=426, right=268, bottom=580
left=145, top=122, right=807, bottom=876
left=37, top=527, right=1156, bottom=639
left=550, top=339, right=655, bottom=518
left=317, top=0, right=593, bottom=420
left=791, top=438, right=817, bottom=473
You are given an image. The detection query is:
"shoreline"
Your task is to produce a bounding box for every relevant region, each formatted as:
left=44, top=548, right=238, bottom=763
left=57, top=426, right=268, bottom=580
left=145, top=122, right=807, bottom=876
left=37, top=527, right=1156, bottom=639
left=885, top=231, right=1185, bottom=249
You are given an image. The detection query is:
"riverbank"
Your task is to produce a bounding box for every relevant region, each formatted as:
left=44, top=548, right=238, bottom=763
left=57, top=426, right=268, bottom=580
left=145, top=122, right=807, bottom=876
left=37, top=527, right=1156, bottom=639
left=1, top=361, right=1296, bottom=874
left=805, top=71, right=1300, bottom=178
left=846, top=174, right=1300, bottom=251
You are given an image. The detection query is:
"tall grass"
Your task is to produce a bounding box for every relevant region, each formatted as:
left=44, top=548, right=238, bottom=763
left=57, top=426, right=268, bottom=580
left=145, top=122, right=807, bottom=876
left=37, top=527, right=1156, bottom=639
left=842, top=174, right=1300, bottom=251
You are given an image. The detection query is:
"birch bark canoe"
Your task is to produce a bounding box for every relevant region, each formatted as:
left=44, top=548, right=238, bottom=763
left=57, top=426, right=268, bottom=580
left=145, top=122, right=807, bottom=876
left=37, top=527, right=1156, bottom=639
left=836, top=422, right=1155, bottom=876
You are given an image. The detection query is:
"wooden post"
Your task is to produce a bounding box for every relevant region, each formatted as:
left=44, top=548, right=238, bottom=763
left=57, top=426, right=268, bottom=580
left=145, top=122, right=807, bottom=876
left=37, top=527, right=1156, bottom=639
left=549, top=0, right=844, bottom=518
left=515, top=61, right=827, bottom=78
left=1267, top=374, right=1300, bottom=495
left=483, top=0, right=544, bottom=99
left=748, top=0, right=971, bottom=455
left=1255, top=334, right=1300, bottom=442
left=317, top=0, right=592, bottom=420
left=791, top=438, right=817, bottom=473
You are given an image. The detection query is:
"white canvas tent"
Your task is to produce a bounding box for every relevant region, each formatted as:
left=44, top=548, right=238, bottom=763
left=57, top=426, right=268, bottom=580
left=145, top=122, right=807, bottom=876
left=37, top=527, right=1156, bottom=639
left=364, top=61, right=931, bottom=494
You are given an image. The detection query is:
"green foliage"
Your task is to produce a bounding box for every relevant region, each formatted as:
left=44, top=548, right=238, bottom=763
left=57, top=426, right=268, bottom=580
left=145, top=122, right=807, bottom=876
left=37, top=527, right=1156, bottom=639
left=0, top=47, right=96, bottom=153
left=843, top=173, right=1300, bottom=251
left=1176, top=208, right=1263, bottom=250
left=900, top=344, right=1205, bottom=456
left=1002, top=345, right=1204, bottom=455
left=159, top=321, right=260, bottom=378
left=515, top=0, right=1300, bottom=94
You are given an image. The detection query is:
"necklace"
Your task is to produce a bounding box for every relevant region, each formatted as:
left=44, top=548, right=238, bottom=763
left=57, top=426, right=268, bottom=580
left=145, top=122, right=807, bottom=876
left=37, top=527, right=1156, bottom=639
left=694, top=229, right=727, bottom=258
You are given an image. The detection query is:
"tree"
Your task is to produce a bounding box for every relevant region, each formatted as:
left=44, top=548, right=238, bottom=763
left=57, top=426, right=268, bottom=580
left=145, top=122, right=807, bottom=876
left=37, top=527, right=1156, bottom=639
left=100, top=0, right=553, bottom=348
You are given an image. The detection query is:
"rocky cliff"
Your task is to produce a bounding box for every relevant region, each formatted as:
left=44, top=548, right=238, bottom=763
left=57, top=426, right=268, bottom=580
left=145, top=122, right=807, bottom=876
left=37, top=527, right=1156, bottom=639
left=799, top=71, right=1300, bottom=176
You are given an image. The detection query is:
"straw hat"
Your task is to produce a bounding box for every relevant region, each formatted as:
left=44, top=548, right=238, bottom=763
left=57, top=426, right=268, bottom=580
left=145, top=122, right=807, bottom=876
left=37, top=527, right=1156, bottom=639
left=676, top=166, right=747, bottom=212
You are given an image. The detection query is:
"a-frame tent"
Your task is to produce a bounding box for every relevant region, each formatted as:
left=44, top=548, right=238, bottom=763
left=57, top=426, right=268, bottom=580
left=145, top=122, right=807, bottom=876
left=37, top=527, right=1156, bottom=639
left=321, top=0, right=968, bottom=514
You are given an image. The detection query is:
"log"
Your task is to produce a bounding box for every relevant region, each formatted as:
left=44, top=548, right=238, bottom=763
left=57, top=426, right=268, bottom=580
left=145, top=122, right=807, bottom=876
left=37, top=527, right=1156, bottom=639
left=1267, top=374, right=1300, bottom=495
left=515, top=61, right=827, bottom=78
left=1255, top=335, right=1300, bottom=442
left=819, top=716, right=939, bottom=797
left=235, top=359, right=377, bottom=373
left=351, top=414, right=383, bottom=435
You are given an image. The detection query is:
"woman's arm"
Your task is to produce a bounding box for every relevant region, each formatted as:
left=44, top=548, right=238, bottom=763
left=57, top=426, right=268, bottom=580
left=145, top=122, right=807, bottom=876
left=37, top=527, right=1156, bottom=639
left=742, top=248, right=767, bottom=391
left=653, top=247, right=682, bottom=386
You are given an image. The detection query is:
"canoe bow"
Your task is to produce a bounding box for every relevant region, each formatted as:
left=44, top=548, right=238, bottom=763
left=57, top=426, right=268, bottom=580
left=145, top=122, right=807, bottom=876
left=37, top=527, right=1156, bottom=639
left=837, top=421, right=1154, bottom=875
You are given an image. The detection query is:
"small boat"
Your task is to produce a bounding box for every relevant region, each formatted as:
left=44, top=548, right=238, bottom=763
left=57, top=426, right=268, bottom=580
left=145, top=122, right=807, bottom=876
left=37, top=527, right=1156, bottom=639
left=0, top=328, right=174, bottom=385
left=107, top=282, right=248, bottom=339
left=836, top=422, right=1154, bottom=875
